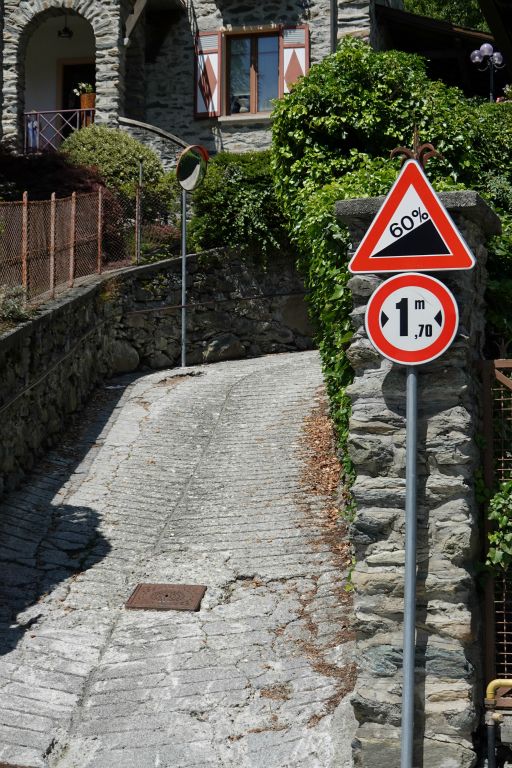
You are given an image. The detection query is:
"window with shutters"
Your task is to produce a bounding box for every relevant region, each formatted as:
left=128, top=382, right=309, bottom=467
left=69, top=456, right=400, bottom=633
left=195, top=26, right=309, bottom=119
left=228, top=33, right=279, bottom=115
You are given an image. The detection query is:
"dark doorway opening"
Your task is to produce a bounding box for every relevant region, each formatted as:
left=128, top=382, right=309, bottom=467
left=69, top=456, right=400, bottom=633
left=60, top=60, right=95, bottom=110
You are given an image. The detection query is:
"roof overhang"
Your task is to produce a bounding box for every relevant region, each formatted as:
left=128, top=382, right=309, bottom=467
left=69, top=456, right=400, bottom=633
left=478, top=0, right=512, bottom=70
left=125, top=0, right=185, bottom=46
left=147, top=0, right=186, bottom=10
left=375, top=4, right=510, bottom=97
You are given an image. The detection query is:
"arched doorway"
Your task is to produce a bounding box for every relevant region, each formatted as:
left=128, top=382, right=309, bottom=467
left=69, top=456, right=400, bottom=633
left=24, top=10, right=95, bottom=151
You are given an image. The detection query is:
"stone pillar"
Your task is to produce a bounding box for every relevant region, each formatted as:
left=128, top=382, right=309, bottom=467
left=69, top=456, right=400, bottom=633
left=335, top=192, right=501, bottom=767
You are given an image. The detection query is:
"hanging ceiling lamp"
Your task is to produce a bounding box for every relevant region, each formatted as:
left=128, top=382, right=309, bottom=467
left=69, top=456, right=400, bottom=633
left=57, top=13, right=74, bottom=39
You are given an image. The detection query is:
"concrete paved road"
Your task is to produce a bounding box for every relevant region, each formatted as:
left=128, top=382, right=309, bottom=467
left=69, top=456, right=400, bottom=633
left=0, top=351, right=355, bottom=768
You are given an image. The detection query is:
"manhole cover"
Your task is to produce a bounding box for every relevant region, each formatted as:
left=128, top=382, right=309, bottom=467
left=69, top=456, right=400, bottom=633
left=125, top=583, right=207, bottom=612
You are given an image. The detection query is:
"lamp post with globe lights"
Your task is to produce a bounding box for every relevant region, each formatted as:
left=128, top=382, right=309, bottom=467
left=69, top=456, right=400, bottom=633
left=470, top=43, right=505, bottom=102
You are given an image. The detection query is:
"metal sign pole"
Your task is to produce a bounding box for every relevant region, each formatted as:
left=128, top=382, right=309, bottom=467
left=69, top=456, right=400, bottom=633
left=176, top=144, right=209, bottom=370
left=135, top=159, right=143, bottom=265
left=401, top=364, right=418, bottom=768
left=181, top=187, right=187, bottom=368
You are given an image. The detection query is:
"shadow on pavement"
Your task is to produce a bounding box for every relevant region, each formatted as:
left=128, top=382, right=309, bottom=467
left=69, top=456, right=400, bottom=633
left=0, top=372, right=144, bottom=656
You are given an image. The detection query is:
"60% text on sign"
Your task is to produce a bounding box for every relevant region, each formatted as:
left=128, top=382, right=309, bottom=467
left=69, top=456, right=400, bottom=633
left=388, top=205, right=429, bottom=239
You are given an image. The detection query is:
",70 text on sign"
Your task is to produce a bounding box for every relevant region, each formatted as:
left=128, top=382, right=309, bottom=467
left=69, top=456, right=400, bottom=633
left=365, top=273, right=459, bottom=365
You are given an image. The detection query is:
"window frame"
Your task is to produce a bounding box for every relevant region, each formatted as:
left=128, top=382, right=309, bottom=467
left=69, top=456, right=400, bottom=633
left=225, top=30, right=281, bottom=116
left=194, top=25, right=309, bottom=120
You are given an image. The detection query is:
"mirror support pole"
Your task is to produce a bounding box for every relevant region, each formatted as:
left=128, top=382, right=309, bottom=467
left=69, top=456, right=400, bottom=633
left=181, top=187, right=187, bottom=368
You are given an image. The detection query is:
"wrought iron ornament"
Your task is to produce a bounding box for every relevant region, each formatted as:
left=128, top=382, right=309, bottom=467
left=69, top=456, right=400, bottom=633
left=391, top=128, right=442, bottom=169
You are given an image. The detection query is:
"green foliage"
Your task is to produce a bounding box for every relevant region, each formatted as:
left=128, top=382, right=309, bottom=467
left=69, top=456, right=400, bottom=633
left=62, top=125, right=162, bottom=189
left=271, top=38, right=494, bottom=447
left=272, top=39, right=512, bottom=203
left=403, top=0, right=488, bottom=31
left=487, top=482, right=512, bottom=570
left=61, top=125, right=166, bottom=204
left=139, top=222, right=180, bottom=264
left=143, top=170, right=180, bottom=224
left=189, top=150, right=290, bottom=260
left=486, top=214, right=512, bottom=345
left=0, top=285, right=30, bottom=323
left=73, top=82, right=94, bottom=96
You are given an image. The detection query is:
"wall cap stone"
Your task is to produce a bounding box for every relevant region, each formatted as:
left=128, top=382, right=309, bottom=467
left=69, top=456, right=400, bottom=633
left=335, top=190, right=501, bottom=236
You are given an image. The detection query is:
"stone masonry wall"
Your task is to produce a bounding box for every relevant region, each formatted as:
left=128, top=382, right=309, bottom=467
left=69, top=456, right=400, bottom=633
left=143, top=0, right=373, bottom=154
left=116, top=250, right=314, bottom=370
left=0, top=0, right=403, bottom=153
left=335, top=192, right=501, bottom=767
left=0, top=249, right=313, bottom=495
left=0, top=279, right=119, bottom=496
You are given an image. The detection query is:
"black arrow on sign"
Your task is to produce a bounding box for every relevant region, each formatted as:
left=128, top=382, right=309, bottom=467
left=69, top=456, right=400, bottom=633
left=434, top=310, right=442, bottom=326
left=381, top=311, right=389, bottom=327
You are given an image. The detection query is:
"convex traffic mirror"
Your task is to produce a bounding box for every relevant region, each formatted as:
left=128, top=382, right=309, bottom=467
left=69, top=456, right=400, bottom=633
left=176, top=145, right=209, bottom=191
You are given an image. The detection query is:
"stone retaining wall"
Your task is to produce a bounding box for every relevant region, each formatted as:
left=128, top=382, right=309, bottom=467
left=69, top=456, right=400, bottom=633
left=0, top=250, right=313, bottom=494
left=116, top=251, right=313, bottom=371
left=335, top=192, right=501, bottom=767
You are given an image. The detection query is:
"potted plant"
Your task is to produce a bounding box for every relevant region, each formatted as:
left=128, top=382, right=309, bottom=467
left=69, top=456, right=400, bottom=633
left=496, top=84, right=512, bottom=103
left=73, top=82, right=95, bottom=110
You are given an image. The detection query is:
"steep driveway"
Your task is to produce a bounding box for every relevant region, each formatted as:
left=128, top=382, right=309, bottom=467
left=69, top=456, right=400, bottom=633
left=0, top=351, right=355, bottom=768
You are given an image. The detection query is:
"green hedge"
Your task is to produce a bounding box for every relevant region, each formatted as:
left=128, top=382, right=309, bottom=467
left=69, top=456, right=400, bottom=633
left=61, top=125, right=179, bottom=221
left=271, top=37, right=512, bottom=448
left=189, top=150, right=290, bottom=260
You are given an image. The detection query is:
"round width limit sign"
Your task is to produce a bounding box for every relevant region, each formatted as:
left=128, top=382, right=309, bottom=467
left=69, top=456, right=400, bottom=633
left=365, top=273, right=459, bottom=365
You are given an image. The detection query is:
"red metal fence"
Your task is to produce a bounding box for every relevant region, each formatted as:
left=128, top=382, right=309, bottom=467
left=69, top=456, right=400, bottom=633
left=25, top=109, right=96, bottom=153
left=0, top=188, right=130, bottom=302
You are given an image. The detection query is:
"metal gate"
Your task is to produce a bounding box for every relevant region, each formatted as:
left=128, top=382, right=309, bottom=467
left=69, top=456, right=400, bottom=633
left=482, top=360, right=512, bottom=699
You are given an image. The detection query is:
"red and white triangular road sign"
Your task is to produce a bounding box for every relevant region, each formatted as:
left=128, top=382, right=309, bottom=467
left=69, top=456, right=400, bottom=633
left=348, top=159, right=475, bottom=274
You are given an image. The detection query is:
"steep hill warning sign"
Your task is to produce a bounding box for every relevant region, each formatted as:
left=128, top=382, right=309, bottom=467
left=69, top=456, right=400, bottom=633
left=348, top=159, right=475, bottom=274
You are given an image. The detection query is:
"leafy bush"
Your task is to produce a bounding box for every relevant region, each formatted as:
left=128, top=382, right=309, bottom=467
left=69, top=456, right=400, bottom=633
left=189, top=150, right=290, bottom=260
left=0, top=142, right=104, bottom=201
left=403, top=0, right=488, bottom=31
left=61, top=126, right=179, bottom=220
left=0, top=285, right=30, bottom=323
left=272, top=39, right=512, bottom=209
left=139, top=222, right=180, bottom=263
left=272, top=38, right=502, bottom=446
left=62, top=125, right=162, bottom=193
left=487, top=481, right=512, bottom=570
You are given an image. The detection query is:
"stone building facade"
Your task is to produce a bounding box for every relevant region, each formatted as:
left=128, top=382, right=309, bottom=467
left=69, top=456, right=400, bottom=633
left=0, top=0, right=402, bottom=155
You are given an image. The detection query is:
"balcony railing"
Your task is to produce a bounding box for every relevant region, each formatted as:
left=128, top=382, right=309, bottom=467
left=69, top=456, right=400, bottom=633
left=24, top=108, right=96, bottom=153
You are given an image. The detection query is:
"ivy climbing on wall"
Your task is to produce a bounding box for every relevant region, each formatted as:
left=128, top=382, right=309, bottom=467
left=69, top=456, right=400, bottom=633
left=271, top=37, right=512, bottom=454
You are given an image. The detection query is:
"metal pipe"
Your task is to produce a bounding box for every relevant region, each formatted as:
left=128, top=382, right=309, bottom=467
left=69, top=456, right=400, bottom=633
left=135, top=160, right=143, bottom=265
left=401, top=365, right=418, bottom=768
left=483, top=680, right=512, bottom=768
left=330, top=0, right=337, bottom=53
left=118, top=116, right=188, bottom=149
left=487, top=721, right=497, bottom=768
left=181, top=187, right=187, bottom=368
left=486, top=679, right=512, bottom=704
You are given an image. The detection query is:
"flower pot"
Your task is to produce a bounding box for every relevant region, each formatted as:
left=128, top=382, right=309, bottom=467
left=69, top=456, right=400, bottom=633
left=80, top=92, right=96, bottom=110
